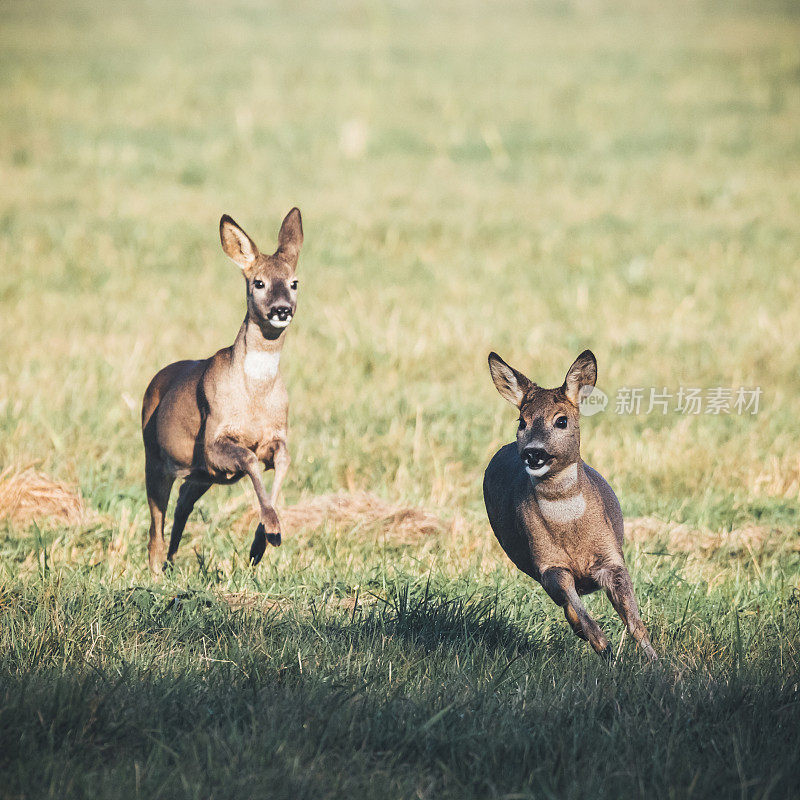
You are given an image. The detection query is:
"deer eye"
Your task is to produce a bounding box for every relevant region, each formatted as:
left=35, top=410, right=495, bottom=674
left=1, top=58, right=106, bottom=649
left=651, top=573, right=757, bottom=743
left=554, top=415, right=568, bottom=429
left=290, top=280, right=298, bottom=290
left=518, top=418, right=526, bottom=431
left=253, top=279, right=265, bottom=290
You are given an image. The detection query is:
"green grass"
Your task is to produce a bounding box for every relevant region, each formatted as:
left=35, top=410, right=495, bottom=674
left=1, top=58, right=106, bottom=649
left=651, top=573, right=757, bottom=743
left=2, top=0, right=800, bottom=797
left=1, top=564, right=799, bottom=799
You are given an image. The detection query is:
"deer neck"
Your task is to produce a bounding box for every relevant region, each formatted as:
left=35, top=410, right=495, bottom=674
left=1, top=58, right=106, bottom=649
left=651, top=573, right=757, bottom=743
left=531, top=461, right=587, bottom=525
left=233, top=314, right=285, bottom=383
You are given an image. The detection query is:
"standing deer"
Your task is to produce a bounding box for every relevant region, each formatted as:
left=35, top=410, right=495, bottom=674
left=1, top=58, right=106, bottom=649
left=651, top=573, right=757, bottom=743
left=484, top=350, right=657, bottom=660
left=141, top=209, right=303, bottom=573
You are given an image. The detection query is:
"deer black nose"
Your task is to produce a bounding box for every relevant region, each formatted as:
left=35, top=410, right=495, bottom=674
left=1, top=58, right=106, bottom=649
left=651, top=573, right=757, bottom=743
left=269, top=306, right=292, bottom=320
left=522, top=447, right=552, bottom=470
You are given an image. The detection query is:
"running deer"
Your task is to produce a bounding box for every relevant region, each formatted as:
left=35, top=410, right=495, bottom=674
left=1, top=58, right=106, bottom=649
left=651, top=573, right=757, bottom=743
left=141, top=209, right=303, bottom=573
left=484, top=350, right=657, bottom=660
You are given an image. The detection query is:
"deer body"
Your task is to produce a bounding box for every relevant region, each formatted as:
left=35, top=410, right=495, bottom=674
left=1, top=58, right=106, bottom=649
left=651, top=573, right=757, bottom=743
left=142, top=209, right=302, bottom=573
left=484, top=351, right=657, bottom=660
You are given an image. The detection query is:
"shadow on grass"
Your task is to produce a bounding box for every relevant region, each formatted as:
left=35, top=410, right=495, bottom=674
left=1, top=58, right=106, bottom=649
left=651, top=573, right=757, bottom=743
left=87, top=580, right=547, bottom=658
left=1, top=582, right=799, bottom=799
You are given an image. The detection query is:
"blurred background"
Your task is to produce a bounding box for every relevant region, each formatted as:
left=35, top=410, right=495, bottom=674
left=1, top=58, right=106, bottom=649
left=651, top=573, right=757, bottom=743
left=1, top=0, right=799, bottom=532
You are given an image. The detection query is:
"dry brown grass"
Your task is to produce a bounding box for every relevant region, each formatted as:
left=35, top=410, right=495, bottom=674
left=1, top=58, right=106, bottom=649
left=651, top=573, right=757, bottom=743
left=747, top=455, right=800, bottom=500
left=230, top=491, right=448, bottom=540
left=2, top=465, right=796, bottom=574
left=0, top=466, right=89, bottom=528
left=625, top=517, right=798, bottom=555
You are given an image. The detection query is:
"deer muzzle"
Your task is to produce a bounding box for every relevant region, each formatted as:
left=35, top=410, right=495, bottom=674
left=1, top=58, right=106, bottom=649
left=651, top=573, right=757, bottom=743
left=267, top=306, right=293, bottom=327
left=522, top=446, right=553, bottom=475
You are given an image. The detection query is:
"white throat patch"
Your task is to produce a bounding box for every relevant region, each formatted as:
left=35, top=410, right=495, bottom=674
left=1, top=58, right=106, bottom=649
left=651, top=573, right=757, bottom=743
left=537, top=493, right=586, bottom=525
left=243, top=350, right=280, bottom=382
left=553, top=463, right=578, bottom=491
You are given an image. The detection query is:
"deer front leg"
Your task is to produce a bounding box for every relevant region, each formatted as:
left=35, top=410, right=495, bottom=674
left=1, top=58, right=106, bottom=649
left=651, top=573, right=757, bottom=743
left=602, top=565, right=658, bottom=661
left=263, top=440, right=290, bottom=548
left=206, top=437, right=277, bottom=566
left=541, top=567, right=612, bottom=659
left=563, top=603, right=588, bottom=641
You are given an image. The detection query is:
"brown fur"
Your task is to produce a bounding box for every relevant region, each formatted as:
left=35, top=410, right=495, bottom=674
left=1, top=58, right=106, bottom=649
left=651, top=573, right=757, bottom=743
left=484, top=350, right=657, bottom=660
left=142, top=209, right=303, bottom=573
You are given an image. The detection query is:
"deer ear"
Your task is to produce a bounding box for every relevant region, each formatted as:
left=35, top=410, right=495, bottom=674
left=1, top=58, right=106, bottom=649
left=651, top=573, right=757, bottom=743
left=563, top=350, right=598, bottom=406
left=276, top=207, right=303, bottom=267
left=220, top=215, right=259, bottom=270
left=488, top=352, right=532, bottom=408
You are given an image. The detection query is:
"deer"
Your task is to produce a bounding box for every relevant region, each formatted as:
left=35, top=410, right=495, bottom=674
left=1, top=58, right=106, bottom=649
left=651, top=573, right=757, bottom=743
left=484, top=350, right=657, bottom=661
left=141, top=208, right=303, bottom=574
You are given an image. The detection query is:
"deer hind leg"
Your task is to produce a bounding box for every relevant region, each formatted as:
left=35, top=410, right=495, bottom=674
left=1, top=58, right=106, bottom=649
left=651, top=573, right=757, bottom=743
left=601, top=565, right=658, bottom=661
left=166, top=478, right=212, bottom=566
left=541, top=567, right=612, bottom=659
left=145, top=459, right=174, bottom=575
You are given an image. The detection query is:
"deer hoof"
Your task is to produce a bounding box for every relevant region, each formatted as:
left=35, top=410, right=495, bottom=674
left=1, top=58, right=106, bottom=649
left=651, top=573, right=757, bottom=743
left=266, top=530, right=282, bottom=547
left=250, top=524, right=267, bottom=565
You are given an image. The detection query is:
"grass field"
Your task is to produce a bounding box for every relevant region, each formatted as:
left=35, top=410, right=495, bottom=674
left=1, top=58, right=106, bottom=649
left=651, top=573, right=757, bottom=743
left=1, top=0, right=800, bottom=797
